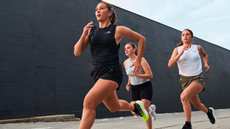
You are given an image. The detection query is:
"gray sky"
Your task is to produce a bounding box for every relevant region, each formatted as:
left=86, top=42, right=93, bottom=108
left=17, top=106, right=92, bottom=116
left=103, top=0, right=230, bottom=50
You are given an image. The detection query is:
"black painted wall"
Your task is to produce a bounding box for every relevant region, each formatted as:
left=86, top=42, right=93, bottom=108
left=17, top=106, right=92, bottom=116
left=0, top=0, right=229, bottom=120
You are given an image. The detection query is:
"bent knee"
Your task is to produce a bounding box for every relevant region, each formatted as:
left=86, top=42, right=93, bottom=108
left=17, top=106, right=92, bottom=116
left=83, top=98, right=97, bottom=109
left=180, top=93, right=189, bottom=103
left=108, top=106, right=120, bottom=113
left=108, top=108, right=118, bottom=113
left=144, top=105, right=150, bottom=112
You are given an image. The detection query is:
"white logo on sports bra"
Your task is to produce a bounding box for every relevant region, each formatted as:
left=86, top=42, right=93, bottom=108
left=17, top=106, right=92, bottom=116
left=105, top=31, right=111, bottom=34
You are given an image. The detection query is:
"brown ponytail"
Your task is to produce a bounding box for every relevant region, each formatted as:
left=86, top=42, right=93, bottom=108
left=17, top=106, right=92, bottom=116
left=176, top=41, right=183, bottom=46
left=100, top=1, right=117, bottom=24
left=110, top=8, right=116, bottom=24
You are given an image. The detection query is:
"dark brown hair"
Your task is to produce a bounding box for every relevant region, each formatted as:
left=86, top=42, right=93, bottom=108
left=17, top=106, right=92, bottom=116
left=100, top=1, right=116, bottom=24
left=126, top=42, right=138, bottom=55
left=177, top=29, right=194, bottom=46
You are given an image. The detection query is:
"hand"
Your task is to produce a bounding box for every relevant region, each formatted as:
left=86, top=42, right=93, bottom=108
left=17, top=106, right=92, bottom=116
left=126, top=83, right=130, bottom=91
left=82, top=21, right=93, bottom=37
left=131, top=70, right=140, bottom=77
left=204, top=64, right=210, bottom=73
left=179, top=45, right=188, bottom=55
left=183, top=45, right=189, bottom=50
left=130, top=60, right=141, bottom=75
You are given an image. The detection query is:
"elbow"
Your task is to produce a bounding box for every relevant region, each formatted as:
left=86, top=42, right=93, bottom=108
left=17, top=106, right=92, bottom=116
left=168, top=63, right=172, bottom=68
left=74, top=44, right=82, bottom=56
left=168, top=60, right=175, bottom=68
left=147, top=73, right=153, bottom=79
left=142, top=37, right=146, bottom=44
left=138, top=36, right=146, bottom=44
left=74, top=51, right=78, bottom=56
left=74, top=51, right=81, bottom=56
left=150, top=74, right=153, bottom=79
left=204, top=54, right=208, bottom=58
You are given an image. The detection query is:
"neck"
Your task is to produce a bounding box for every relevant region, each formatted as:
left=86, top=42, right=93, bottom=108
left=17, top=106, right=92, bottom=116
left=99, top=20, right=111, bottom=28
left=183, top=42, right=192, bottom=48
left=129, top=54, right=137, bottom=62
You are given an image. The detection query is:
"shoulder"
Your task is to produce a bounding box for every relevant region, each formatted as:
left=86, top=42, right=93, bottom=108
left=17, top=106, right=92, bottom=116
left=116, top=26, right=132, bottom=33
left=123, top=59, right=128, bottom=68
left=115, top=26, right=133, bottom=39
left=174, top=47, right=179, bottom=52
left=141, top=57, right=148, bottom=64
left=171, top=47, right=179, bottom=55
left=116, top=25, right=127, bottom=29
left=123, top=59, right=127, bottom=64
left=196, top=45, right=205, bottom=54
left=141, top=57, right=146, bottom=61
left=196, top=45, right=203, bottom=52
left=196, top=45, right=202, bottom=49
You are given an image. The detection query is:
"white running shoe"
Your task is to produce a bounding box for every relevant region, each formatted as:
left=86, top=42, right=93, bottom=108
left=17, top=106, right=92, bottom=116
left=149, top=104, right=156, bottom=121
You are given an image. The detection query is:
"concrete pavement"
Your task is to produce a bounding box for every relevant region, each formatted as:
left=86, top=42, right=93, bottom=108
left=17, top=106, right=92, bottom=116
left=0, top=114, right=79, bottom=124
left=0, top=108, right=229, bottom=129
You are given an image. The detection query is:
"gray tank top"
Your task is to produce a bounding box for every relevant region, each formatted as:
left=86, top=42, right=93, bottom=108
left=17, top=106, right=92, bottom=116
left=125, top=58, right=150, bottom=85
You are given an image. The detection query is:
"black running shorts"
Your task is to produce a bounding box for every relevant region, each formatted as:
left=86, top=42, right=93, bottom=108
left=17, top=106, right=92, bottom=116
left=90, top=64, right=123, bottom=90
left=130, top=81, right=153, bottom=101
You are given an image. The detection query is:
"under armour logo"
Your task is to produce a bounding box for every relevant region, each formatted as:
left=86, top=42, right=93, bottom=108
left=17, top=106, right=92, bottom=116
left=105, top=31, right=111, bottom=34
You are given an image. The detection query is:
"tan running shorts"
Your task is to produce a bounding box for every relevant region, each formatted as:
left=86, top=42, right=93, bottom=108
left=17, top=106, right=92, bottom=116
left=179, top=73, right=205, bottom=91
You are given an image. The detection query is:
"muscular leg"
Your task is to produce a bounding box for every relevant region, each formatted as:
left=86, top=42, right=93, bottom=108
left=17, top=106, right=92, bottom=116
left=180, top=82, right=204, bottom=122
left=103, top=90, right=135, bottom=113
left=79, top=79, right=120, bottom=129
left=190, top=94, right=208, bottom=113
left=190, top=94, right=216, bottom=124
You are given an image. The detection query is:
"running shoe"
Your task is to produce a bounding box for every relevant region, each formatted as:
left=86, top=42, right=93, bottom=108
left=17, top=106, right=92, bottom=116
left=207, top=107, right=216, bottom=124
left=182, top=123, right=192, bottom=129
left=135, top=100, right=149, bottom=122
left=149, top=104, right=157, bottom=121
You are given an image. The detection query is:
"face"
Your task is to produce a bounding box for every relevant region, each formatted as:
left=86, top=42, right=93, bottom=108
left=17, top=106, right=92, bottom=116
left=125, top=44, right=136, bottom=57
left=181, top=30, right=193, bottom=44
left=95, top=3, right=112, bottom=22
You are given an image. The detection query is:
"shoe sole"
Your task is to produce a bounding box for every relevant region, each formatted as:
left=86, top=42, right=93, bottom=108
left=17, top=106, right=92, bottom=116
left=149, top=104, right=157, bottom=121
left=136, top=100, right=149, bottom=122
left=150, top=105, right=157, bottom=121
left=209, top=107, right=216, bottom=124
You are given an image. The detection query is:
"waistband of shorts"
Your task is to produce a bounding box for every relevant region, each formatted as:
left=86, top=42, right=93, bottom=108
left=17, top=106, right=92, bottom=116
left=131, top=80, right=151, bottom=86
left=180, top=73, right=203, bottom=78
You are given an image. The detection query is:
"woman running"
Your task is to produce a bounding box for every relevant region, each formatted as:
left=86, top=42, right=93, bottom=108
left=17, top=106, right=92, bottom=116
left=124, top=42, right=157, bottom=129
left=168, top=29, right=216, bottom=129
left=74, top=2, right=148, bottom=129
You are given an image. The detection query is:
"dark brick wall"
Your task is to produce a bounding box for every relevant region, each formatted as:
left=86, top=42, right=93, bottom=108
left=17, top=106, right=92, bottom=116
left=0, top=0, right=229, bottom=120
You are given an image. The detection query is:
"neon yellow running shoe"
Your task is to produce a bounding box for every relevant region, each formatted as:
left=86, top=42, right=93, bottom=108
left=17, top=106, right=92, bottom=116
left=135, top=100, right=149, bottom=122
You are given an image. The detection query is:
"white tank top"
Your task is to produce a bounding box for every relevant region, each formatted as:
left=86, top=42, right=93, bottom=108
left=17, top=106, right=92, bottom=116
left=125, top=58, right=150, bottom=85
left=177, top=44, right=202, bottom=76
